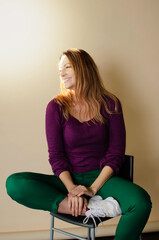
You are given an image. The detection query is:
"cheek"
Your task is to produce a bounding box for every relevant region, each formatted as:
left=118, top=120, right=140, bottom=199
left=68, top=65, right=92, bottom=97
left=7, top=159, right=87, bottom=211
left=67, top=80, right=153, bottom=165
left=71, top=72, right=76, bottom=82
left=69, top=68, right=75, bottom=76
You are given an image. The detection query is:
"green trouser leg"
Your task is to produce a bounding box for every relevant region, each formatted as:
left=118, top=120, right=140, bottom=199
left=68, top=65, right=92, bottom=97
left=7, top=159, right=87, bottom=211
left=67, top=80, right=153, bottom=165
left=96, top=176, right=152, bottom=240
left=6, top=172, right=68, bottom=213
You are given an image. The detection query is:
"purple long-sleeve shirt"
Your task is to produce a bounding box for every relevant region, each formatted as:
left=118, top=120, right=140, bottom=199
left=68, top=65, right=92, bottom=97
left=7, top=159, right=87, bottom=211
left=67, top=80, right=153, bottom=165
left=45, top=98, right=126, bottom=177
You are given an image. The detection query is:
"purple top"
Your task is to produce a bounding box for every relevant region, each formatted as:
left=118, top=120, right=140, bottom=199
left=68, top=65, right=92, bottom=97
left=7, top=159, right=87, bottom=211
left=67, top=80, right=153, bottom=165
left=45, top=98, right=126, bottom=177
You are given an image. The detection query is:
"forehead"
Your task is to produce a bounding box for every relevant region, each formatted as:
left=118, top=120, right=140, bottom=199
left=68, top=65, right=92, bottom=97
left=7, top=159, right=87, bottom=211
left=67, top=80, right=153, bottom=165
left=59, top=55, right=70, bottom=69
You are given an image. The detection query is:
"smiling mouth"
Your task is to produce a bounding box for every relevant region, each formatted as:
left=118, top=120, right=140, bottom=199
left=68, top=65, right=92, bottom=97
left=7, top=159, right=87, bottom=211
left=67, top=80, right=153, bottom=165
left=63, top=78, right=71, bottom=83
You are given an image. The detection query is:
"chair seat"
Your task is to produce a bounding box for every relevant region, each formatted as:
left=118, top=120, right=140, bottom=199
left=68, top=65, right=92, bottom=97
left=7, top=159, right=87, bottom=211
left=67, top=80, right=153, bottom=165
left=50, top=212, right=111, bottom=228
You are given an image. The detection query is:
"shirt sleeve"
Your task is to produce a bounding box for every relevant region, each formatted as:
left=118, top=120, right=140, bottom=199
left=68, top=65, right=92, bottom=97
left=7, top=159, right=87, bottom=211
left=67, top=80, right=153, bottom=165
left=100, top=99, right=126, bottom=174
left=45, top=99, right=72, bottom=177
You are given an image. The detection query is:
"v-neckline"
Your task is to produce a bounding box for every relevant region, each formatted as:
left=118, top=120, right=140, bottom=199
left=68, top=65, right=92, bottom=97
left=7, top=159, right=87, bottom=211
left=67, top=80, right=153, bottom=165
left=69, top=113, right=94, bottom=124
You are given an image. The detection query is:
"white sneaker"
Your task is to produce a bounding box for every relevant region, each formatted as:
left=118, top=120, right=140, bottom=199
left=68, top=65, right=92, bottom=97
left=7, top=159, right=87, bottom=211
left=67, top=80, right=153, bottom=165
left=83, top=195, right=122, bottom=227
left=87, top=195, right=103, bottom=208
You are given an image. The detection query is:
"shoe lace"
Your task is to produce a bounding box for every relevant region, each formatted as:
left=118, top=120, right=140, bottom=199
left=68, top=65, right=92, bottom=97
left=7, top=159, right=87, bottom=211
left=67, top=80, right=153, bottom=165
left=83, top=209, right=104, bottom=228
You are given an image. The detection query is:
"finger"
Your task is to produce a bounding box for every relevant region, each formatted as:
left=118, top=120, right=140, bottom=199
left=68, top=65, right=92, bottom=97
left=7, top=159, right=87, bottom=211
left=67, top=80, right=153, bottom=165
left=74, top=198, right=78, bottom=217
left=75, top=197, right=79, bottom=217
left=77, top=191, right=85, bottom=197
left=71, top=198, right=75, bottom=216
left=78, top=197, right=83, bottom=215
left=76, top=187, right=91, bottom=197
left=84, top=198, right=88, bottom=211
left=77, top=190, right=90, bottom=197
left=70, top=187, right=81, bottom=195
left=68, top=190, right=80, bottom=197
left=69, top=190, right=81, bottom=197
left=72, top=187, right=86, bottom=197
left=68, top=196, right=71, bottom=210
left=70, top=185, right=83, bottom=194
left=68, top=189, right=78, bottom=197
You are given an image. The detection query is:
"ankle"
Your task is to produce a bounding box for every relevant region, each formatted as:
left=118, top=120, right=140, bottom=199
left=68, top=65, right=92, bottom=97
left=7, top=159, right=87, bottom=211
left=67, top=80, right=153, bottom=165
left=57, top=197, right=68, bottom=213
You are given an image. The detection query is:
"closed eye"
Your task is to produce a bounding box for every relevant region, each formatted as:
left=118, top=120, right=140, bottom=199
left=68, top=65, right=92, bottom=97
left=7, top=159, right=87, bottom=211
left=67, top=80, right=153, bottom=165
left=59, top=64, right=71, bottom=72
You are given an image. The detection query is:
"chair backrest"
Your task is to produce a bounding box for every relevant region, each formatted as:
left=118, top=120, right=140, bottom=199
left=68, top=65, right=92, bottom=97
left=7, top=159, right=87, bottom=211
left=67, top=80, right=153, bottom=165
left=117, top=155, right=134, bottom=182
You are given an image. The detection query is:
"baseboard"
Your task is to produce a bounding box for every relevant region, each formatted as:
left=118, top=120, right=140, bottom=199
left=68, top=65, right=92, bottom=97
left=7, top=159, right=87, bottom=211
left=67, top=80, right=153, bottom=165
left=0, top=221, right=158, bottom=240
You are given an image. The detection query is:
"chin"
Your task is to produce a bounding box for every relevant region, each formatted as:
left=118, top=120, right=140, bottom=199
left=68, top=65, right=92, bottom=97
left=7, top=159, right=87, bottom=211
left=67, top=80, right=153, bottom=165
left=65, top=85, right=74, bottom=90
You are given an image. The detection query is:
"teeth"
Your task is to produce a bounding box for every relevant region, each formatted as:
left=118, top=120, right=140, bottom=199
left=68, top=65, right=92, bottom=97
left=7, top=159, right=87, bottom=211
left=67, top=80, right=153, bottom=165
left=63, top=78, right=70, bottom=83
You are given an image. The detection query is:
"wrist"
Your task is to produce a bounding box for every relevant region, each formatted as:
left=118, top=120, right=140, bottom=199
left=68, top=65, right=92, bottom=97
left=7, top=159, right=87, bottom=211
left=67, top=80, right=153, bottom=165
left=90, top=185, right=98, bottom=195
left=68, top=184, right=76, bottom=193
left=58, top=171, right=76, bottom=193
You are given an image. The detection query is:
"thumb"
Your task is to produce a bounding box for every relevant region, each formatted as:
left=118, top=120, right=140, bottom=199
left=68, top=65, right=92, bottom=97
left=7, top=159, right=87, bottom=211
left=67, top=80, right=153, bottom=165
left=84, top=198, right=88, bottom=210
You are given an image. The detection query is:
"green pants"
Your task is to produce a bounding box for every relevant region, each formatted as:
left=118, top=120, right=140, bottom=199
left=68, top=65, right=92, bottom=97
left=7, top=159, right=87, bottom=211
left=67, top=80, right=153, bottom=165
left=6, top=169, right=151, bottom=240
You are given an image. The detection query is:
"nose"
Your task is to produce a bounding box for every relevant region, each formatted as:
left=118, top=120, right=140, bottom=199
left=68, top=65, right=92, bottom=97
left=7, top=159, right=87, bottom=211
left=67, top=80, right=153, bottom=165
left=60, top=68, right=67, bottom=77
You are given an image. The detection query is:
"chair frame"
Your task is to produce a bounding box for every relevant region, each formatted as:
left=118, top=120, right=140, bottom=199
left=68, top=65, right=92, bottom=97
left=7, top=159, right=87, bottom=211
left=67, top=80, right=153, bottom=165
left=50, top=155, right=142, bottom=240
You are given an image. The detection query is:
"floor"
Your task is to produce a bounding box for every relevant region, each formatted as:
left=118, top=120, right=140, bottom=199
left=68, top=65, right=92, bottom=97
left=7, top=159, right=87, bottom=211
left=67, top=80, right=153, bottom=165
left=96, top=232, right=159, bottom=240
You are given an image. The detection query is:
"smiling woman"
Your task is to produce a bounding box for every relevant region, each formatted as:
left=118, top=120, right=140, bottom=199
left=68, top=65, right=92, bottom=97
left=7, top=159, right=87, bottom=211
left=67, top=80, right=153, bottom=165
left=6, top=48, right=152, bottom=240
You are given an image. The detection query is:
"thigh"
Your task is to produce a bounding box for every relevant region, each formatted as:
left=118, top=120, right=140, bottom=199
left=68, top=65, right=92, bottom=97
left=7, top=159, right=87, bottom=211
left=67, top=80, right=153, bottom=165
left=97, top=176, right=150, bottom=214
left=6, top=172, right=68, bottom=212
left=26, top=172, right=68, bottom=194
left=6, top=171, right=68, bottom=195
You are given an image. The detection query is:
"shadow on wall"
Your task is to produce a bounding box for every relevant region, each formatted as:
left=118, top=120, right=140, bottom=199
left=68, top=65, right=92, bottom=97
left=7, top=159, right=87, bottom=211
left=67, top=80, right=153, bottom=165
left=102, top=63, right=157, bottom=194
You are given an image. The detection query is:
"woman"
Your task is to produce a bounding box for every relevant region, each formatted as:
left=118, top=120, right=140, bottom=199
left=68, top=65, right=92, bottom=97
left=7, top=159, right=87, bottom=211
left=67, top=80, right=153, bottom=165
left=6, top=49, right=151, bottom=240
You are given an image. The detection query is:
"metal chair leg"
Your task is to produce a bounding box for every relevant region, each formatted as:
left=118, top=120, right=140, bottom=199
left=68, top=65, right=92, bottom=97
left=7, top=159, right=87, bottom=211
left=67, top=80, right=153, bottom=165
left=50, top=215, right=54, bottom=240
left=88, top=228, right=91, bottom=240
left=91, top=228, right=95, bottom=240
left=139, top=234, right=142, bottom=240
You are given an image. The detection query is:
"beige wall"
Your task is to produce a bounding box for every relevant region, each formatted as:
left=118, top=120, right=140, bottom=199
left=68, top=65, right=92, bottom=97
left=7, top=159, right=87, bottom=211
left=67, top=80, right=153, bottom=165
left=0, top=0, right=159, bottom=235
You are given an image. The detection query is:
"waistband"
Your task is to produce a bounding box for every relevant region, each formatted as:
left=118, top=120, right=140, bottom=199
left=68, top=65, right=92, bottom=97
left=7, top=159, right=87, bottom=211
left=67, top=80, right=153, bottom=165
left=72, top=168, right=101, bottom=179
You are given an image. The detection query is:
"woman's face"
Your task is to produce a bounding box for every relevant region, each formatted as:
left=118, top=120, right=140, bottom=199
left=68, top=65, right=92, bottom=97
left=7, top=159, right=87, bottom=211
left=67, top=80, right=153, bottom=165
left=59, top=55, right=75, bottom=90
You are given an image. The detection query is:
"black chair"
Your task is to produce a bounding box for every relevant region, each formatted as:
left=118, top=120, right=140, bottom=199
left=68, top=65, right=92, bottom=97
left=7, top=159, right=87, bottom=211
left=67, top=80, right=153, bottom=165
left=50, top=155, right=141, bottom=240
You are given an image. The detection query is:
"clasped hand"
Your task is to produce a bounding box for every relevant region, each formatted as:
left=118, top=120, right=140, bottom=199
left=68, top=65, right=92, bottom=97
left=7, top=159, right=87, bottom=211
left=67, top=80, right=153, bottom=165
left=67, top=185, right=95, bottom=217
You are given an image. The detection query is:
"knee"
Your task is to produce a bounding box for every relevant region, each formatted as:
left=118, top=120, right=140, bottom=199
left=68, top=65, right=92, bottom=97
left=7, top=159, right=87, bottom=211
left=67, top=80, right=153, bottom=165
left=6, top=172, right=28, bottom=201
left=132, top=186, right=152, bottom=216
left=6, top=173, right=19, bottom=197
